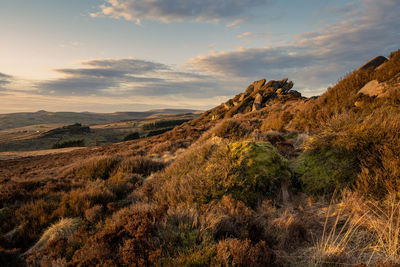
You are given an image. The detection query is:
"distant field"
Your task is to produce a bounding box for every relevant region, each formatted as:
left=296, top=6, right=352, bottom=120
left=0, top=109, right=200, bottom=130
left=0, top=111, right=199, bottom=152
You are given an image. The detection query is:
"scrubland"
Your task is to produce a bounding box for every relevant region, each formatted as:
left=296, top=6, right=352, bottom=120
left=1, top=50, right=400, bottom=266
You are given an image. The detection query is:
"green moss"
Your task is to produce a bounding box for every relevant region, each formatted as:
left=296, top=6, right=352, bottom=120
left=158, top=141, right=291, bottom=207
left=293, top=149, right=358, bottom=197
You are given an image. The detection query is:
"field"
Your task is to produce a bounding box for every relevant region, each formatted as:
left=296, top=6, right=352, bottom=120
left=0, top=112, right=199, bottom=152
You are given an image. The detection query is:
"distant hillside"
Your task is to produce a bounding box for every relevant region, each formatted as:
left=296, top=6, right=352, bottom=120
left=0, top=109, right=200, bottom=130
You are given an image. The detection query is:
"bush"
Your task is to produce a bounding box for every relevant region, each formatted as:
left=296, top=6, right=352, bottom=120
left=294, top=149, right=358, bottom=197
left=217, top=238, right=275, bottom=266
left=52, top=139, right=85, bottom=149
left=211, top=120, right=248, bottom=140
left=55, top=181, right=116, bottom=217
left=143, top=119, right=190, bottom=131
left=123, top=132, right=140, bottom=141
left=28, top=218, right=82, bottom=252
left=157, top=140, right=290, bottom=207
left=73, top=156, right=121, bottom=180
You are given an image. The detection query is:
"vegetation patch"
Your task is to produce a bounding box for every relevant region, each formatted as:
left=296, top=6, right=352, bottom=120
left=52, top=139, right=85, bottom=149
left=157, top=140, right=290, bottom=207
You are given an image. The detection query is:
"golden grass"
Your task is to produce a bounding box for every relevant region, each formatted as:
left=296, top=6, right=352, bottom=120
left=28, top=218, right=82, bottom=253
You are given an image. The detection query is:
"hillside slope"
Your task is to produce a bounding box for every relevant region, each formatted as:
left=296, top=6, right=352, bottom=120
left=0, top=49, right=399, bottom=266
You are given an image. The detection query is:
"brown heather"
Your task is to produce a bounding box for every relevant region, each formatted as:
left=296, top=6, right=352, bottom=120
left=0, top=49, right=399, bottom=266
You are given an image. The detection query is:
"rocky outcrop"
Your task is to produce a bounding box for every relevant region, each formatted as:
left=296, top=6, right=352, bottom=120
left=221, top=78, right=302, bottom=118
left=357, top=56, right=388, bottom=71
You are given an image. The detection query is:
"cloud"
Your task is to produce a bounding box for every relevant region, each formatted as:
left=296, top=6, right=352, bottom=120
left=189, top=0, right=400, bottom=94
left=36, top=58, right=234, bottom=98
left=237, top=32, right=253, bottom=39
left=91, top=0, right=273, bottom=24
left=0, top=72, right=12, bottom=89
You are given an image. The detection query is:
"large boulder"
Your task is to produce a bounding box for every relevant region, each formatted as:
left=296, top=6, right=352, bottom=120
left=358, top=80, right=386, bottom=97
left=357, top=56, right=388, bottom=71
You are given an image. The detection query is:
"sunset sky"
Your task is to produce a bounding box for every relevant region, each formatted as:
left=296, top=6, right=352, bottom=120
left=0, top=0, right=399, bottom=113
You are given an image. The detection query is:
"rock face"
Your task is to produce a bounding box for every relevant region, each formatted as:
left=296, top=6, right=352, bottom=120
left=221, top=78, right=302, bottom=118
left=357, top=56, right=388, bottom=71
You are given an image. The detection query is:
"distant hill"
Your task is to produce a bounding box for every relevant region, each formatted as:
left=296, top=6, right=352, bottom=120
left=0, top=109, right=200, bottom=130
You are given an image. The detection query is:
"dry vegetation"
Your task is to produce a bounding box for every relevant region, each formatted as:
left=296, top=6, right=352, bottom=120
left=0, top=50, right=400, bottom=266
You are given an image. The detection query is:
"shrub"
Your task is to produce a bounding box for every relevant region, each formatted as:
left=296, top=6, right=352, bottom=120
left=202, top=195, right=263, bottom=241
left=115, top=156, right=165, bottom=176
left=55, top=181, right=116, bottom=217
left=123, top=131, right=140, bottom=141
left=217, top=238, right=275, bottom=266
left=294, top=149, right=358, bottom=197
left=143, top=119, right=190, bottom=130
left=211, top=119, right=248, bottom=140
left=52, top=139, right=85, bottom=149
left=157, top=140, right=290, bottom=207
left=28, top=218, right=82, bottom=253
left=73, top=156, right=121, bottom=180
left=71, top=203, right=166, bottom=266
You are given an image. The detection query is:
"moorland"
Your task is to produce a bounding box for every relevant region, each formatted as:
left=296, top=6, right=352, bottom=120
left=1, top=49, right=400, bottom=266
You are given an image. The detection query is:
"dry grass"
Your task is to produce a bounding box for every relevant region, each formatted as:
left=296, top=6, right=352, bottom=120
left=28, top=218, right=82, bottom=253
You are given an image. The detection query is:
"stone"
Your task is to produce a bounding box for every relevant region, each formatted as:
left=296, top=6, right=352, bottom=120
left=239, top=92, right=248, bottom=102
left=276, top=88, right=283, bottom=95
left=357, top=56, right=388, bottom=71
left=252, top=93, right=264, bottom=111
left=224, top=99, right=234, bottom=110
left=287, top=90, right=302, bottom=98
left=252, top=79, right=266, bottom=92
left=245, top=84, right=255, bottom=94
left=358, top=80, right=386, bottom=97
left=282, top=81, right=294, bottom=93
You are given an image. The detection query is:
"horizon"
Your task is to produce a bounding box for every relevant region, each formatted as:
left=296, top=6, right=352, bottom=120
left=1, top=0, right=399, bottom=113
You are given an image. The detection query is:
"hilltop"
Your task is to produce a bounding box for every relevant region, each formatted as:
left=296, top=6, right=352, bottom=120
left=0, top=49, right=399, bottom=266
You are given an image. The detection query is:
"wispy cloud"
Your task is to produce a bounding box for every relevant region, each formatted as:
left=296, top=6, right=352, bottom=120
left=237, top=32, right=253, bottom=39
left=91, top=0, right=273, bottom=24
left=189, top=0, right=400, bottom=94
left=0, top=72, right=12, bottom=89
left=35, top=58, right=235, bottom=98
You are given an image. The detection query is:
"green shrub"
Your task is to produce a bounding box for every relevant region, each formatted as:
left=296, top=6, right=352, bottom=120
left=293, top=149, right=358, bottom=197
left=157, top=140, right=290, bottom=207
left=52, top=139, right=85, bottom=149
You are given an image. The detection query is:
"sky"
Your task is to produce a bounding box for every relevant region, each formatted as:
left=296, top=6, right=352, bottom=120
left=0, top=0, right=399, bottom=113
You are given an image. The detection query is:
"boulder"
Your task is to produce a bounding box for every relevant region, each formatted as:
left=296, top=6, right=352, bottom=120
left=245, top=84, right=255, bottom=94
left=252, top=93, right=264, bottom=111
left=282, top=81, right=294, bottom=93
left=224, top=99, right=234, bottom=110
left=287, top=90, right=302, bottom=98
left=253, top=79, right=266, bottom=92
left=238, top=92, right=248, bottom=102
left=357, top=56, right=388, bottom=71
left=358, top=80, right=386, bottom=97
